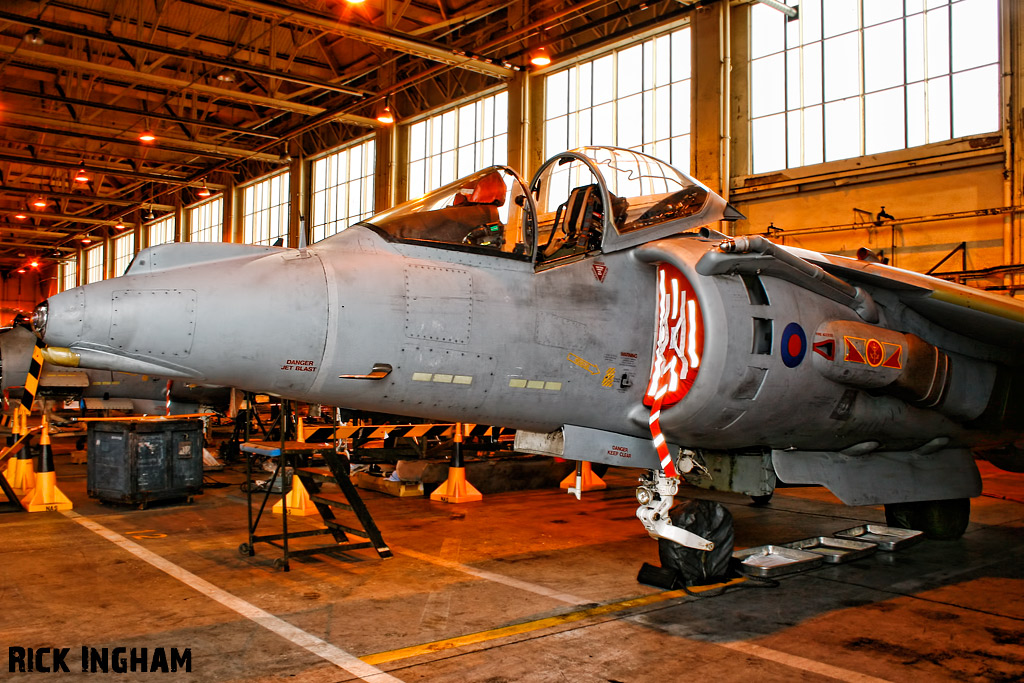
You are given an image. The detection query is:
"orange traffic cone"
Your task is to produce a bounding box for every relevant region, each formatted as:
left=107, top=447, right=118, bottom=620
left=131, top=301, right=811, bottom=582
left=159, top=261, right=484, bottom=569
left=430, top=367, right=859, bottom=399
left=430, top=423, right=482, bottom=503
left=560, top=461, right=607, bottom=493
left=21, top=415, right=72, bottom=511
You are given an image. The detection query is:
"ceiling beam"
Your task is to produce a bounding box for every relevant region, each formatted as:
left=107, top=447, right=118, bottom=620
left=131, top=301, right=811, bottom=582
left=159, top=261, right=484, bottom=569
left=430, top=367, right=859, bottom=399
left=0, top=185, right=175, bottom=211
left=0, top=151, right=205, bottom=184
left=0, top=10, right=374, bottom=97
left=214, top=0, right=516, bottom=78
left=0, top=44, right=329, bottom=116
left=0, top=112, right=286, bottom=163
left=0, top=86, right=280, bottom=140
left=8, top=211, right=136, bottom=227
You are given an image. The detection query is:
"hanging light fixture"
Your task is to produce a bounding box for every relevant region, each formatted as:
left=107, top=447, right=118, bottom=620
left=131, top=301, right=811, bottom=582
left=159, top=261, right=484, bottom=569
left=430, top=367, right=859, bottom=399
left=32, top=197, right=48, bottom=209
left=376, top=102, right=395, bottom=125
left=144, top=206, right=155, bottom=221
left=530, top=46, right=552, bottom=67
left=14, top=213, right=26, bottom=220
left=138, top=131, right=157, bottom=143
left=74, top=165, right=89, bottom=183
left=197, top=181, right=212, bottom=198
left=80, top=235, right=92, bottom=245
left=114, top=219, right=126, bottom=230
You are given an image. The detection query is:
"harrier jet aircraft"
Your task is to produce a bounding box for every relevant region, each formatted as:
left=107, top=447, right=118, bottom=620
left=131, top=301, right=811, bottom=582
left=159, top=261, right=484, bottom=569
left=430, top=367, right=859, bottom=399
left=31, top=147, right=1024, bottom=552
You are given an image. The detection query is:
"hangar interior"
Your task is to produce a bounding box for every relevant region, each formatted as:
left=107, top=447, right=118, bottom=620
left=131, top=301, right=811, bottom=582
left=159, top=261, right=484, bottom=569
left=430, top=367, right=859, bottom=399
left=1, top=1, right=1024, bottom=681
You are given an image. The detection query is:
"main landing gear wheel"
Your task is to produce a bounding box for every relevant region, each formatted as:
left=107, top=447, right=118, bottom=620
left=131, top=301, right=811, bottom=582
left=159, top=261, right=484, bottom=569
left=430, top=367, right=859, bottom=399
left=884, top=498, right=971, bottom=540
left=658, top=499, right=735, bottom=584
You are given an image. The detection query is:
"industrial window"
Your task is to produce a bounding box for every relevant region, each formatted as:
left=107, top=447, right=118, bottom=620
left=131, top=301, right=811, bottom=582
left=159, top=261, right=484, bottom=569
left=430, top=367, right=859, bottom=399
left=83, top=245, right=104, bottom=284
left=543, top=27, right=692, bottom=171
left=407, top=91, right=508, bottom=199
left=112, top=233, right=135, bottom=277
left=147, top=215, right=175, bottom=247
left=310, top=138, right=376, bottom=243
left=749, top=0, right=1001, bottom=174
left=188, top=196, right=223, bottom=243
left=59, top=257, right=77, bottom=292
left=242, top=172, right=289, bottom=246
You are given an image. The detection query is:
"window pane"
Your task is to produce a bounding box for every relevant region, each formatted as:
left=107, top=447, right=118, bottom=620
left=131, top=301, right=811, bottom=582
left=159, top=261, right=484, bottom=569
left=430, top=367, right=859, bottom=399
left=751, top=54, right=786, bottom=117
left=751, top=3, right=785, bottom=58
left=823, top=32, right=860, bottom=102
left=824, top=97, right=861, bottom=161
left=752, top=113, right=786, bottom=173
left=865, top=87, right=906, bottom=154
left=952, top=64, right=999, bottom=137
left=823, top=0, right=858, bottom=38
left=951, top=0, right=998, bottom=72
left=864, top=21, right=904, bottom=93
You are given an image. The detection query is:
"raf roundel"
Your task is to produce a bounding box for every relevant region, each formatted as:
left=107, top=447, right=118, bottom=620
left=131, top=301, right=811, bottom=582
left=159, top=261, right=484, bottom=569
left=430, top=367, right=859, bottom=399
left=781, top=322, right=807, bottom=368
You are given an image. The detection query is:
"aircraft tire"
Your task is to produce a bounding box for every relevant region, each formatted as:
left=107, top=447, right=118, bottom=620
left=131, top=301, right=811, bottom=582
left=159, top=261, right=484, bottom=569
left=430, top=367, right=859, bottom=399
left=657, top=498, right=734, bottom=584
left=884, top=498, right=971, bottom=540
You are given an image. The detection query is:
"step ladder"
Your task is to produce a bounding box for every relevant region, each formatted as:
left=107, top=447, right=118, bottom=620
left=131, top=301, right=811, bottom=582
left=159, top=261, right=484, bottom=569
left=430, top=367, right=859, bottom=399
left=294, top=448, right=392, bottom=561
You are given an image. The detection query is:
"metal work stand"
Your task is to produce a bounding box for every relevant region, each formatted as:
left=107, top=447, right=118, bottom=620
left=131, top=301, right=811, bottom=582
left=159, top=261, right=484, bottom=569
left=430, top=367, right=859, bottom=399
left=238, top=439, right=334, bottom=571
left=237, top=400, right=391, bottom=571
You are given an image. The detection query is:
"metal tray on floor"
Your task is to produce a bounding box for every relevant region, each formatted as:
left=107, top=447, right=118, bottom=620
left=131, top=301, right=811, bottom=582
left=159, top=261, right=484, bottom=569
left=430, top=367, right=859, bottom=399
left=732, top=545, right=824, bottom=578
left=833, top=524, right=924, bottom=552
left=782, top=536, right=877, bottom=564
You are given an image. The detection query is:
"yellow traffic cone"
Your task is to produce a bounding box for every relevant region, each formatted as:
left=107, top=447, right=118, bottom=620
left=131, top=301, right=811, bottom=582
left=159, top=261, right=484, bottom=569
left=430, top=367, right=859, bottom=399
left=6, top=408, right=35, bottom=495
left=272, top=476, right=319, bottom=516
left=21, top=416, right=72, bottom=512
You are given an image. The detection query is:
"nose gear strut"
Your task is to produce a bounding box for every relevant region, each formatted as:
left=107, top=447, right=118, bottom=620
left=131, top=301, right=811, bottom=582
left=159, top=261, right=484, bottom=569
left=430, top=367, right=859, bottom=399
left=636, top=465, right=714, bottom=551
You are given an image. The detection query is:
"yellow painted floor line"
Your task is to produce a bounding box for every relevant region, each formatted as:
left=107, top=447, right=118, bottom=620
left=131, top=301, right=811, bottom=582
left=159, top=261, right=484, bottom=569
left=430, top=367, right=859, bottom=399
left=361, top=577, right=748, bottom=666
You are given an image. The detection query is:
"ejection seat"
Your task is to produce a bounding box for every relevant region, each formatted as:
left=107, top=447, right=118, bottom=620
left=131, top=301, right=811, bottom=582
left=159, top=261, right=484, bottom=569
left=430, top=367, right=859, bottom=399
left=540, top=184, right=603, bottom=260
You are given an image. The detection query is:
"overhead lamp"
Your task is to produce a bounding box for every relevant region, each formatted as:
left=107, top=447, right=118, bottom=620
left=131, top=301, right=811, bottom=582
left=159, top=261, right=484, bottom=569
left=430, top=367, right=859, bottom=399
left=80, top=235, right=92, bottom=245
left=114, top=219, right=126, bottom=230
left=14, top=213, right=26, bottom=220
left=376, top=103, right=395, bottom=125
left=215, top=71, right=236, bottom=83
left=74, top=166, right=89, bottom=183
left=32, top=197, right=48, bottom=209
left=530, top=47, right=552, bottom=67
left=29, top=260, right=39, bottom=268
left=23, top=29, right=44, bottom=46
left=16, top=268, right=27, bottom=274
left=138, top=131, right=157, bottom=143
left=197, top=181, right=212, bottom=198
left=144, top=207, right=155, bottom=221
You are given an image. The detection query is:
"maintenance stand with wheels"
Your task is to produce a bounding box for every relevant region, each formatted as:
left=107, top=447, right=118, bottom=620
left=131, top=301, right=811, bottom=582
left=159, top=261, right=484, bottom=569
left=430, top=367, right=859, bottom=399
left=238, top=438, right=391, bottom=571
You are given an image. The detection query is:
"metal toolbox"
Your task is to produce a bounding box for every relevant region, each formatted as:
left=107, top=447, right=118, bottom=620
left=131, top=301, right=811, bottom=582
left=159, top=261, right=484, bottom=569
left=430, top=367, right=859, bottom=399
left=87, top=419, right=204, bottom=508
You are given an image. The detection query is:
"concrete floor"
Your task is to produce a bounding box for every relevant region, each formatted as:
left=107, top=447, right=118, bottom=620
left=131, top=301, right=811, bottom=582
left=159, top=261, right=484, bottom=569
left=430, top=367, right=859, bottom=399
left=1, top=446, right=1023, bottom=682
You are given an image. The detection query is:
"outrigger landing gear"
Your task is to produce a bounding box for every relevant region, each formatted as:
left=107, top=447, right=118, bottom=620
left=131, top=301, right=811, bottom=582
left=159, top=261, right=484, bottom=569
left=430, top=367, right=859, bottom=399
left=635, top=470, right=714, bottom=551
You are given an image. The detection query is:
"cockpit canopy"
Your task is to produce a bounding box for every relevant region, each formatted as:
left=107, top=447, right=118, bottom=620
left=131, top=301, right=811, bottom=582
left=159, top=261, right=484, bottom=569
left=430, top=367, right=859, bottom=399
left=351, top=147, right=738, bottom=263
left=359, top=167, right=534, bottom=258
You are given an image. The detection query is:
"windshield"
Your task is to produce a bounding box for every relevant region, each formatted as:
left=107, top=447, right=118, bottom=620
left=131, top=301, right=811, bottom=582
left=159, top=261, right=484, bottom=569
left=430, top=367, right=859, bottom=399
left=357, top=167, right=534, bottom=258
left=578, top=147, right=709, bottom=233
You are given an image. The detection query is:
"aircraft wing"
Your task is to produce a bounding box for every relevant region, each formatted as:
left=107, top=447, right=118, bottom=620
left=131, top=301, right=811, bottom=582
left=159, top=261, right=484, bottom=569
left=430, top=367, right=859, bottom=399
left=802, top=251, right=1024, bottom=351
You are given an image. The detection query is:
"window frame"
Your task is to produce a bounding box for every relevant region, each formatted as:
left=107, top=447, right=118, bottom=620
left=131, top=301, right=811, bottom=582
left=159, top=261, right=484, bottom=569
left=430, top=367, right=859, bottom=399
left=745, top=0, right=1003, bottom=178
